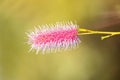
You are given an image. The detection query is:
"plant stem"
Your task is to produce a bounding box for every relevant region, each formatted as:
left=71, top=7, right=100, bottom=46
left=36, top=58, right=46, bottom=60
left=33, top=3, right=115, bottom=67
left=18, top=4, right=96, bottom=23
left=78, top=28, right=120, bottom=40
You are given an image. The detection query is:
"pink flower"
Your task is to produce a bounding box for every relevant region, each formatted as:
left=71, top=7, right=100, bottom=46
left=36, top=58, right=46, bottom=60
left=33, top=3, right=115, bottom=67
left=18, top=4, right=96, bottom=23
left=27, top=22, right=81, bottom=54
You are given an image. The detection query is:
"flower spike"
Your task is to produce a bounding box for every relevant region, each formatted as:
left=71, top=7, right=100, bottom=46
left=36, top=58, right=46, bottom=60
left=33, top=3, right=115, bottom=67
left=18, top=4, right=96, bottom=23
left=27, top=22, right=80, bottom=54
left=27, top=21, right=120, bottom=54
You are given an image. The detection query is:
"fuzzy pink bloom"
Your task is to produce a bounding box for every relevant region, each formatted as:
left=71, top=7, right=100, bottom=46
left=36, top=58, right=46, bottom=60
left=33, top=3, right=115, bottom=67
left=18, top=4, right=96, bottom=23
left=27, top=22, right=81, bottom=54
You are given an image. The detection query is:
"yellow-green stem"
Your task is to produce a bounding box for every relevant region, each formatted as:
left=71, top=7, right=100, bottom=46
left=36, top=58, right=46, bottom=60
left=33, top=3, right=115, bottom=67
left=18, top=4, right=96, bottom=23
left=78, top=28, right=120, bottom=40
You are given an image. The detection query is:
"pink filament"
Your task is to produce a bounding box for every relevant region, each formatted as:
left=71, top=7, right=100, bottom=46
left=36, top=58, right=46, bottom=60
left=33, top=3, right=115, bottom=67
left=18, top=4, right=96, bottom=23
left=33, top=29, right=78, bottom=46
left=27, top=22, right=80, bottom=53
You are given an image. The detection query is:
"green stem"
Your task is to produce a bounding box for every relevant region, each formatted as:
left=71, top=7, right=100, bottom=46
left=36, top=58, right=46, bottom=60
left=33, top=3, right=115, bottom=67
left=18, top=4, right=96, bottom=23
left=78, top=28, right=120, bottom=40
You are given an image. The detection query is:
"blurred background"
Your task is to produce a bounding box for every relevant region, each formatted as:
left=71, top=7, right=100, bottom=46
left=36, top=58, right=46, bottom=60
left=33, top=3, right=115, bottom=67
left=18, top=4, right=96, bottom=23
left=0, top=0, right=120, bottom=80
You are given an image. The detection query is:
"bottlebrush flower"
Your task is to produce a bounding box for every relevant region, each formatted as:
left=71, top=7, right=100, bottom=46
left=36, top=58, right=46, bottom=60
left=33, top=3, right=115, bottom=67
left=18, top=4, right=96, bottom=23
left=27, top=22, right=81, bottom=54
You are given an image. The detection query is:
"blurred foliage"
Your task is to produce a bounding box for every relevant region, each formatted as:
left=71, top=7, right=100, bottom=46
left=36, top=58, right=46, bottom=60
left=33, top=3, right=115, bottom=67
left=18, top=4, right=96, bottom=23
left=0, top=0, right=120, bottom=80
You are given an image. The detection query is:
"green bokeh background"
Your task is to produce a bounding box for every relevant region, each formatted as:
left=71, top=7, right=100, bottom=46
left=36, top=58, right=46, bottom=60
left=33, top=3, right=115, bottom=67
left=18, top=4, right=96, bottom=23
left=0, top=0, right=120, bottom=80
